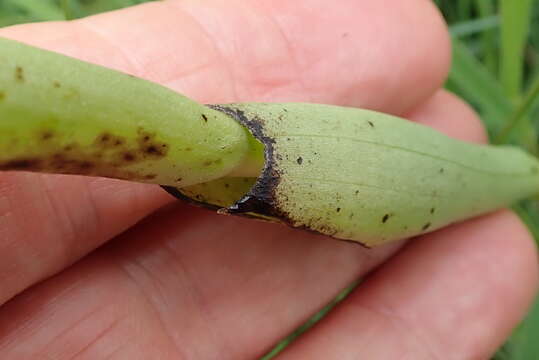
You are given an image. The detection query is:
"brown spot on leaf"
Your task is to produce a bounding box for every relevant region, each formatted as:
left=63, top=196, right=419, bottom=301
left=202, top=114, right=208, bottom=122
left=136, top=129, right=169, bottom=158
left=297, top=157, right=303, bottom=165
left=0, top=128, right=172, bottom=180
left=15, top=66, right=24, bottom=82
left=40, top=131, right=54, bottom=141
left=97, top=133, right=111, bottom=144
left=422, top=222, right=431, bottom=231
left=430, top=207, right=435, bottom=214
left=53, top=81, right=61, bottom=88
left=144, top=174, right=157, bottom=180
left=122, top=152, right=137, bottom=162
left=368, top=121, right=374, bottom=127
left=382, top=214, right=390, bottom=223
left=144, top=145, right=166, bottom=157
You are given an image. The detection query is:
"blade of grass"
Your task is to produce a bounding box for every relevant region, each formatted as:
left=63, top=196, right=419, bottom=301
left=513, top=201, right=539, bottom=243
left=5, top=0, right=64, bottom=21
left=449, top=15, right=500, bottom=38
left=448, top=39, right=537, bottom=151
left=500, top=0, right=533, bottom=100
left=498, top=294, right=539, bottom=360
left=475, top=0, right=498, bottom=75
left=61, top=0, right=72, bottom=20
left=260, top=281, right=360, bottom=360
left=457, top=0, right=473, bottom=20
left=448, top=39, right=512, bottom=135
left=494, top=73, right=539, bottom=144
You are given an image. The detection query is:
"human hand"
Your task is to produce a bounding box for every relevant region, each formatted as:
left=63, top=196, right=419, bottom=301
left=0, top=1, right=537, bottom=359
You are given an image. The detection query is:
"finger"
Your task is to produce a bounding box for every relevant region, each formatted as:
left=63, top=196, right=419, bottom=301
left=0, top=91, right=492, bottom=359
left=278, top=211, right=538, bottom=360
left=0, top=0, right=450, bottom=304
left=1, top=0, right=450, bottom=113
left=0, top=174, right=172, bottom=306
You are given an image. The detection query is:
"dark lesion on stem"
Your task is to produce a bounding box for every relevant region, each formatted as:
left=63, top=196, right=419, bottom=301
left=0, top=127, right=171, bottom=182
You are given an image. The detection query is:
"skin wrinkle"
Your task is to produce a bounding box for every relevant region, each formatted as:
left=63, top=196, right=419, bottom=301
left=42, top=306, right=104, bottom=354
left=41, top=303, right=116, bottom=358
left=355, top=301, right=445, bottom=360
left=1, top=182, right=61, bottom=297
left=65, top=314, right=126, bottom=360
left=160, top=240, right=238, bottom=359
left=178, top=0, right=302, bottom=101
left=115, top=253, right=198, bottom=360
left=0, top=278, right=85, bottom=352
left=74, top=21, right=143, bottom=76
left=80, top=181, right=103, bottom=254
left=255, top=2, right=311, bottom=102
left=102, top=344, right=129, bottom=360
left=168, top=1, right=240, bottom=101
left=39, top=176, right=81, bottom=264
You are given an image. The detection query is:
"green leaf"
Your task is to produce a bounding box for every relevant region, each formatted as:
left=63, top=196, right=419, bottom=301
left=447, top=39, right=537, bottom=150
left=168, top=102, right=539, bottom=247
left=474, top=0, right=498, bottom=74
left=449, top=15, right=500, bottom=38
left=498, top=294, right=539, bottom=360
left=448, top=39, right=512, bottom=135
left=495, top=74, right=539, bottom=144
left=500, top=0, right=534, bottom=99
left=4, top=0, right=64, bottom=21
left=0, top=37, right=259, bottom=186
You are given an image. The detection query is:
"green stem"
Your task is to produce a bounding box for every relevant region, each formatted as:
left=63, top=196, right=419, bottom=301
left=494, top=75, right=539, bottom=144
left=0, top=37, right=263, bottom=186
left=475, top=0, right=497, bottom=74
left=61, top=0, right=72, bottom=20
left=500, top=0, right=533, bottom=100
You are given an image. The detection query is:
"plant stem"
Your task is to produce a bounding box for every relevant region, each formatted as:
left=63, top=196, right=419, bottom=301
left=500, top=0, right=533, bottom=100
left=0, top=37, right=263, bottom=186
left=494, top=75, right=539, bottom=144
left=475, top=0, right=497, bottom=74
left=61, top=0, right=72, bottom=20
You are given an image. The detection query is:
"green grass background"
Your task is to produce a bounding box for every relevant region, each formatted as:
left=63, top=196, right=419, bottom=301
left=0, top=0, right=538, bottom=359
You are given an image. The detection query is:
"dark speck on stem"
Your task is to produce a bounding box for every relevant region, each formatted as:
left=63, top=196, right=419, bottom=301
left=15, top=66, right=24, bottom=82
